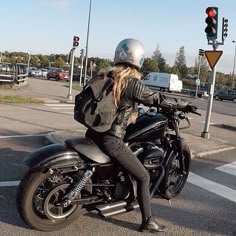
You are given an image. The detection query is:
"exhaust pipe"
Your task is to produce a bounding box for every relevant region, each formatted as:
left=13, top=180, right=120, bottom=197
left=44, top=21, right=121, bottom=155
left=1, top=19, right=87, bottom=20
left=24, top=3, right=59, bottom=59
left=98, top=201, right=139, bottom=218
left=95, top=200, right=127, bottom=213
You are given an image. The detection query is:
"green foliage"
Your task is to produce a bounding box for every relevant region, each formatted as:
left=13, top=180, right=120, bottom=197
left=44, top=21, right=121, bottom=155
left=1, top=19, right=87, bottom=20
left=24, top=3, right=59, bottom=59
left=174, top=46, right=188, bottom=79
left=54, top=57, right=65, bottom=68
left=152, top=44, right=167, bottom=72
left=0, top=95, right=44, bottom=103
left=142, top=58, right=159, bottom=74
left=95, top=58, right=111, bottom=71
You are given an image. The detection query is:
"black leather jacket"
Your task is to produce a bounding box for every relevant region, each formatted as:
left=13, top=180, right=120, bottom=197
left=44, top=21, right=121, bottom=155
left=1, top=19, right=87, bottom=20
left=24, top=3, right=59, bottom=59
left=107, top=78, right=161, bottom=139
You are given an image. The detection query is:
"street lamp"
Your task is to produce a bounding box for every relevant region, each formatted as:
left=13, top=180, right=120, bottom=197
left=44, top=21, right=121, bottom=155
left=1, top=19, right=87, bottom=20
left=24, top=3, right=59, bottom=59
left=232, top=40, right=236, bottom=89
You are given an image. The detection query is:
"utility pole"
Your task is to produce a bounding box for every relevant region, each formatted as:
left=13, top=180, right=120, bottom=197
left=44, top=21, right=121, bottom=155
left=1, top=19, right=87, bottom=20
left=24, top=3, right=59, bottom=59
left=231, top=40, right=236, bottom=89
left=84, top=0, right=92, bottom=86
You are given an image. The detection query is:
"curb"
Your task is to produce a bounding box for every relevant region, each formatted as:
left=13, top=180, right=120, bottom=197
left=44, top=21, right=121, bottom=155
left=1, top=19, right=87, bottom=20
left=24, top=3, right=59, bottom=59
left=191, top=146, right=236, bottom=159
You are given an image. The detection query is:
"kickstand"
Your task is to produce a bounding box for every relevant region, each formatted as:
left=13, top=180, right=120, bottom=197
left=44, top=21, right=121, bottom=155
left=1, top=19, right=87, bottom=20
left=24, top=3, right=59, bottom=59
left=168, top=200, right=172, bottom=205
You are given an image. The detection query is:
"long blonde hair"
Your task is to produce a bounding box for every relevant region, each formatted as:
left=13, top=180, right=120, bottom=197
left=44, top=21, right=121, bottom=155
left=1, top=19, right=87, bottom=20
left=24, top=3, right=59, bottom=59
left=110, top=65, right=142, bottom=108
left=99, top=65, right=142, bottom=124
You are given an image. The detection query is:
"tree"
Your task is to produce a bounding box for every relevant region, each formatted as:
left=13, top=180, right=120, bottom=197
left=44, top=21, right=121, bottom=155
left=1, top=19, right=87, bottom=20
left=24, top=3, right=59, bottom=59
left=141, top=58, right=159, bottom=74
left=168, top=66, right=180, bottom=77
left=40, top=56, right=50, bottom=67
left=95, top=58, right=111, bottom=71
left=174, top=46, right=188, bottom=78
left=194, top=55, right=209, bottom=84
left=31, top=55, right=40, bottom=67
left=54, top=57, right=65, bottom=68
left=152, top=44, right=166, bottom=72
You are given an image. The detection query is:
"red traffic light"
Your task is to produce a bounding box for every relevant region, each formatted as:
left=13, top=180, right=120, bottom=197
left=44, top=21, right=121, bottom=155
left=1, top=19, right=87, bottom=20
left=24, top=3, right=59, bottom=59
left=73, top=36, right=80, bottom=42
left=206, top=7, right=217, bottom=17
left=73, top=36, right=79, bottom=47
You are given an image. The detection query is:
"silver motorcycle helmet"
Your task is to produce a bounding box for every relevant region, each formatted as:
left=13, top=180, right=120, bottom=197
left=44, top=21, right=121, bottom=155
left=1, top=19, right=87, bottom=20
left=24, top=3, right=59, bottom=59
left=114, top=38, right=145, bottom=70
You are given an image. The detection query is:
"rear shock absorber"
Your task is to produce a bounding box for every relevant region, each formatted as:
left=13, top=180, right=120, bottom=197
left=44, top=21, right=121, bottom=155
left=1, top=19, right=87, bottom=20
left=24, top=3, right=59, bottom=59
left=62, top=169, right=93, bottom=207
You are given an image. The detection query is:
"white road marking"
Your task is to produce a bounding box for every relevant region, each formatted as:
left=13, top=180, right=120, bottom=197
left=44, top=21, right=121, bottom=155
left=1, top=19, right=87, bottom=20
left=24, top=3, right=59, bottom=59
left=215, top=161, right=236, bottom=177
left=200, top=121, right=216, bottom=125
left=0, top=181, right=20, bottom=187
left=188, top=172, right=236, bottom=203
left=0, top=134, right=46, bottom=139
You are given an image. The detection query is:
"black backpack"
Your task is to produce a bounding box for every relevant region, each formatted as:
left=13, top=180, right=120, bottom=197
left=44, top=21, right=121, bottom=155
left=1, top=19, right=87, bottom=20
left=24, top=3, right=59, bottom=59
left=74, top=76, right=117, bottom=132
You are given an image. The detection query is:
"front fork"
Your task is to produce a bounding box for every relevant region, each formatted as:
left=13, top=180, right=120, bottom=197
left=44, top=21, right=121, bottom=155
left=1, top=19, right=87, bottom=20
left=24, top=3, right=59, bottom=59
left=173, top=117, right=186, bottom=174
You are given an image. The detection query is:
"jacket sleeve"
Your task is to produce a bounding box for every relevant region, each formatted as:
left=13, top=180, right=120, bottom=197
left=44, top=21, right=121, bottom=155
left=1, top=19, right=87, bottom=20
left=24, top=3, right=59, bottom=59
left=128, top=79, right=163, bottom=107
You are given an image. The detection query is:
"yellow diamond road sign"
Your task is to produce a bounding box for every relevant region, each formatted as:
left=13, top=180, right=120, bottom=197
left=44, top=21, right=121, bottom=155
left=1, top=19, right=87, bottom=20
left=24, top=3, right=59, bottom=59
left=204, top=50, right=223, bottom=69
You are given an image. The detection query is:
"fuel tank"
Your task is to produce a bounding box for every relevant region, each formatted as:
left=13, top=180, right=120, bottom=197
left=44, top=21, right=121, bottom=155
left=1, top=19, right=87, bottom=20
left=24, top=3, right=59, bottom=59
left=124, top=112, right=167, bottom=142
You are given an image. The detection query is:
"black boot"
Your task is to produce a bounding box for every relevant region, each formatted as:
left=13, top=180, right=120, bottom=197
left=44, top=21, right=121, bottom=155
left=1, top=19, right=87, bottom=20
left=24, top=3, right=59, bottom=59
left=139, top=217, right=166, bottom=233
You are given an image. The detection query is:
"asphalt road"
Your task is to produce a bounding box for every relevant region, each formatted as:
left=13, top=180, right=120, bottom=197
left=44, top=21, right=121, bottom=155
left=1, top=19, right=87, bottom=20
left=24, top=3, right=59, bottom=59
left=0, top=78, right=235, bottom=235
left=0, top=136, right=235, bottom=236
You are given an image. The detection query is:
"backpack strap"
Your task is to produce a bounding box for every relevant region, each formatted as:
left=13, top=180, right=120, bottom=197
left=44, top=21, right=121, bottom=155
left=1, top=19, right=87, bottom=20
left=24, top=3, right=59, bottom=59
left=96, top=77, right=114, bottom=101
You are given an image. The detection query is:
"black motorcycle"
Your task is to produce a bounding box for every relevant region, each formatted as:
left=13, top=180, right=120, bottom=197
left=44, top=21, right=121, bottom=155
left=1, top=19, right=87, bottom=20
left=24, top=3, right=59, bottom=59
left=16, top=105, right=200, bottom=232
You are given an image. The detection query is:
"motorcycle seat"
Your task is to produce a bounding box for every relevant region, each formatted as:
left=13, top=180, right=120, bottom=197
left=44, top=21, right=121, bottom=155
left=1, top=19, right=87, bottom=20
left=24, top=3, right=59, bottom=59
left=65, top=137, right=111, bottom=164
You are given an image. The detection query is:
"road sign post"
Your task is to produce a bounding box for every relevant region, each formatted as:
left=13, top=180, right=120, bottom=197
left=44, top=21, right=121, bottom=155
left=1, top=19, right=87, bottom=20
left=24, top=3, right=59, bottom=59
left=201, top=49, right=223, bottom=139
left=195, top=78, right=200, bottom=98
left=201, top=65, right=216, bottom=139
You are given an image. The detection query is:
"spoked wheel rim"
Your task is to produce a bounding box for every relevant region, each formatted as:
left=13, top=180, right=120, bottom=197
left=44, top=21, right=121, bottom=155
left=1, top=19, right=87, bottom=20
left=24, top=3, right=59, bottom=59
left=166, top=157, right=187, bottom=193
left=32, top=174, right=77, bottom=221
left=43, top=183, right=78, bottom=221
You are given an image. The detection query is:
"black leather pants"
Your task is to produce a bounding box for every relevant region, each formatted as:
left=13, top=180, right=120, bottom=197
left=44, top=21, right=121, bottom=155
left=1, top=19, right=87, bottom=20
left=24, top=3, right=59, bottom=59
left=86, top=129, right=151, bottom=221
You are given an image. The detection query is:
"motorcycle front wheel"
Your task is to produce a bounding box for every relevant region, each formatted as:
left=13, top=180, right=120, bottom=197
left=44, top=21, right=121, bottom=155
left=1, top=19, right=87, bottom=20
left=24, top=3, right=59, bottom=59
left=16, top=168, right=84, bottom=232
left=160, top=142, right=191, bottom=200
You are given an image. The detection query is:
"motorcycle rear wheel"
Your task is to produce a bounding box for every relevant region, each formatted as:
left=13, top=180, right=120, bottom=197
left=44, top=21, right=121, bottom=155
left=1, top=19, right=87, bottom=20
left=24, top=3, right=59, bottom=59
left=16, top=168, right=83, bottom=232
left=160, top=143, right=191, bottom=200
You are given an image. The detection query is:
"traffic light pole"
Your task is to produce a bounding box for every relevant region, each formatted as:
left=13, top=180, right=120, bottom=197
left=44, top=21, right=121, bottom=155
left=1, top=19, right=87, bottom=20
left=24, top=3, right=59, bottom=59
left=201, top=42, right=217, bottom=139
left=195, top=55, right=202, bottom=98
left=79, top=49, right=85, bottom=87
left=67, top=48, right=75, bottom=102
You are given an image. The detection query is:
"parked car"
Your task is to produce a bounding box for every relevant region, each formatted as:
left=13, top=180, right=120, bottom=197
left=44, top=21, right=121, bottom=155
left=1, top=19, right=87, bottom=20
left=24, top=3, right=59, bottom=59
left=214, top=89, right=236, bottom=103
left=40, top=68, right=48, bottom=77
left=29, top=68, right=42, bottom=77
left=47, top=68, right=69, bottom=80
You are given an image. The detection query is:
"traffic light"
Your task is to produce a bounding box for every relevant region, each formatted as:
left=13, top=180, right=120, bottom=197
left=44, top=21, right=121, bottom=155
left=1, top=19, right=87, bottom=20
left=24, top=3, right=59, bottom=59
left=205, top=7, right=218, bottom=40
left=222, top=17, right=228, bottom=40
left=199, top=49, right=204, bottom=56
left=80, top=49, right=84, bottom=58
left=73, top=36, right=80, bottom=47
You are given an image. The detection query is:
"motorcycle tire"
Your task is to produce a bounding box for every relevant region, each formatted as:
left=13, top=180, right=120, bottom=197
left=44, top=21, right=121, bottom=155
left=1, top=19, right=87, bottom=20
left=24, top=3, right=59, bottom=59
left=16, top=168, right=83, bottom=232
left=160, top=142, right=191, bottom=200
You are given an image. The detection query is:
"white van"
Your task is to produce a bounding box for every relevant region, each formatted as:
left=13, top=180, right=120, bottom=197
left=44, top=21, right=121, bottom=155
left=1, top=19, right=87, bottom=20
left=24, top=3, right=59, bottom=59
left=142, top=72, right=183, bottom=92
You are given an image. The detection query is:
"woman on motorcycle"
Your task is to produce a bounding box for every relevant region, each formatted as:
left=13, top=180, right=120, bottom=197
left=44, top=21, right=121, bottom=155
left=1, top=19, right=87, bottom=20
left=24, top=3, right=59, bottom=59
left=86, top=38, right=196, bottom=233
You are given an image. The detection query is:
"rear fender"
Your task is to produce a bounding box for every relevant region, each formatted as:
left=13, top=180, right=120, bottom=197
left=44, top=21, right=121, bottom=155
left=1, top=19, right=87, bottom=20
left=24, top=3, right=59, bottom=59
left=24, top=143, right=83, bottom=169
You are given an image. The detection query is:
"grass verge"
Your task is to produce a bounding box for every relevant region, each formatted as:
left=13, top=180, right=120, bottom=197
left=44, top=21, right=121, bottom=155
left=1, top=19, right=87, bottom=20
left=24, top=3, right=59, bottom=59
left=0, top=95, right=44, bottom=103
left=64, top=84, right=81, bottom=91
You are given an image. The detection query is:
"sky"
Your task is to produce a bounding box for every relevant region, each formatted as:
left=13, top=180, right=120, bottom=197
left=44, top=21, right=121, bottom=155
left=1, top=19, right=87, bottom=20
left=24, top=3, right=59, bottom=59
left=1, top=0, right=235, bottom=74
